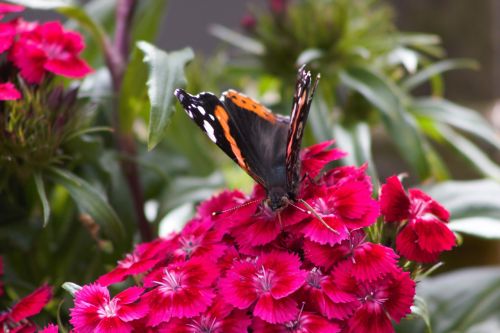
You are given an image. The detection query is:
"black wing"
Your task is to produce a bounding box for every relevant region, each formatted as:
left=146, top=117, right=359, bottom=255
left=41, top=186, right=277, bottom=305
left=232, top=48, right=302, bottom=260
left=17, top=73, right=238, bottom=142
left=285, top=66, right=320, bottom=193
left=174, top=88, right=289, bottom=188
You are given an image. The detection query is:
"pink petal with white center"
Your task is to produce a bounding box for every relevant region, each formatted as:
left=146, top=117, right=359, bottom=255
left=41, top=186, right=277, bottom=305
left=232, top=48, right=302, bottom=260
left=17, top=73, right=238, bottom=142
left=253, top=293, right=297, bottom=324
left=10, top=284, right=52, bottom=322
left=260, top=251, right=306, bottom=299
left=380, top=176, right=411, bottom=222
left=414, top=218, right=456, bottom=253
left=300, top=215, right=349, bottom=245
left=0, top=82, right=21, bottom=101
left=219, top=260, right=258, bottom=309
left=350, top=243, right=399, bottom=281
left=384, top=270, right=415, bottom=322
left=396, top=224, right=440, bottom=263
left=95, top=316, right=132, bottom=333
left=347, top=303, right=394, bottom=333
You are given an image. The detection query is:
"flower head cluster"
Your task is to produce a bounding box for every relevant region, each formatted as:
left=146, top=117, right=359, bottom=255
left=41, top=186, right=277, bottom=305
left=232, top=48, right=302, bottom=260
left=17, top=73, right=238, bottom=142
left=70, top=142, right=456, bottom=333
left=0, top=2, right=92, bottom=101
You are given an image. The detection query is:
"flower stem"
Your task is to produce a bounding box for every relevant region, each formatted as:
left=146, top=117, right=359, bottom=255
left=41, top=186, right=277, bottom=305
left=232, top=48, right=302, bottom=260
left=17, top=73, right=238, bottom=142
left=106, top=0, right=152, bottom=241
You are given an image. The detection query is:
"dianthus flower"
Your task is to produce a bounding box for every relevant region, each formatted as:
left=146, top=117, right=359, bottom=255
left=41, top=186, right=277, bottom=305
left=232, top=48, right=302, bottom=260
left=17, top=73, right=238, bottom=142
left=0, top=284, right=52, bottom=332
left=70, top=284, right=147, bottom=333
left=0, top=82, right=21, bottom=100
left=10, top=21, right=92, bottom=84
left=380, top=175, right=456, bottom=262
left=72, top=141, right=455, bottom=332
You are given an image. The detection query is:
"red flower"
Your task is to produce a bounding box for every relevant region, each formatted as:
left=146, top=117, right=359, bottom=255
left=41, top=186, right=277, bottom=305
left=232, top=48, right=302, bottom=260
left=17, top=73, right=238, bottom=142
left=0, top=82, right=20, bottom=101
left=70, top=284, right=147, bottom=333
left=241, top=13, right=257, bottom=31
left=300, top=140, right=346, bottom=178
left=142, top=258, right=217, bottom=327
left=0, top=2, right=24, bottom=19
left=39, top=323, right=58, bottom=333
left=97, top=251, right=160, bottom=287
left=380, top=176, right=456, bottom=262
left=334, top=264, right=415, bottom=333
left=157, top=297, right=251, bottom=333
left=10, top=21, right=92, bottom=84
left=220, top=251, right=306, bottom=324
left=251, top=312, right=340, bottom=333
left=10, top=284, right=52, bottom=322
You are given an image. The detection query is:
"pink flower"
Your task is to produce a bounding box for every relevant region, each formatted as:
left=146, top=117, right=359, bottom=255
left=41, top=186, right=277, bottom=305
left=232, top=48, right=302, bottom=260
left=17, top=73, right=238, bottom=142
left=251, top=312, right=340, bottom=333
left=0, top=82, right=21, bottom=100
left=39, top=323, right=58, bottom=333
left=10, top=284, right=52, bottom=322
left=157, top=297, right=251, bottom=333
left=300, top=140, right=346, bottom=178
left=241, top=13, right=257, bottom=31
left=334, top=264, right=415, bottom=333
left=97, top=251, right=159, bottom=287
left=141, top=258, right=218, bottom=327
left=380, top=176, right=456, bottom=262
left=70, top=284, right=147, bottom=333
left=0, top=21, right=16, bottom=53
left=0, top=2, right=24, bottom=19
left=10, top=21, right=92, bottom=84
left=220, top=251, right=307, bottom=324
left=269, top=0, right=289, bottom=15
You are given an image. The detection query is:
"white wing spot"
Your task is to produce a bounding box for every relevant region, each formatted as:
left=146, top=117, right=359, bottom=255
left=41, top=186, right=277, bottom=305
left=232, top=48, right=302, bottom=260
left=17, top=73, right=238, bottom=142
left=209, top=114, right=215, bottom=121
left=203, top=120, right=217, bottom=143
left=197, top=105, right=206, bottom=115
left=187, top=110, right=193, bottom=118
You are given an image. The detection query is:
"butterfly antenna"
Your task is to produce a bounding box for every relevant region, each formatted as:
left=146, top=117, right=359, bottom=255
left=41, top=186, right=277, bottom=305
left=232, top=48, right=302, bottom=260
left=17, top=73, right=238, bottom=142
left=298, top=199, right=339, bottom=235
left=212, top=199, right=260, bottom=216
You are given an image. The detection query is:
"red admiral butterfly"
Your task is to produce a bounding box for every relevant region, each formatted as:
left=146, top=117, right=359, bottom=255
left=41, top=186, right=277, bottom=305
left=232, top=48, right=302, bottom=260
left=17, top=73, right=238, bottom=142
left=174, top=65, right=324, bottom=217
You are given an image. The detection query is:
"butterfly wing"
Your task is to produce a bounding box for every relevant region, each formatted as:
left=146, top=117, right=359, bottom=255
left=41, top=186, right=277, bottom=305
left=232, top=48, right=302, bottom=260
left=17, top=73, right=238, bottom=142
left=174, top=88, right=289, bottom=188
left=285, top=66, right=320, bottom=193
left=221, top=90, right=290, bottom=190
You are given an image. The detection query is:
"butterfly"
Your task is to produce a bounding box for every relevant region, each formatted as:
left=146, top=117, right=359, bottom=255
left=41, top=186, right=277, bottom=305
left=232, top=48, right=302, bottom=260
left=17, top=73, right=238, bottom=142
left=174, top=65, right=324, bottom=217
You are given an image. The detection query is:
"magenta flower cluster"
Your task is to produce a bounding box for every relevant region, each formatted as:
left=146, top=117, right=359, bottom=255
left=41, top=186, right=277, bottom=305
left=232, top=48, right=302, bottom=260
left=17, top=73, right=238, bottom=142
left=0, top=2, right=92, bottom=101
left=68, top=141, right=456, bottom=333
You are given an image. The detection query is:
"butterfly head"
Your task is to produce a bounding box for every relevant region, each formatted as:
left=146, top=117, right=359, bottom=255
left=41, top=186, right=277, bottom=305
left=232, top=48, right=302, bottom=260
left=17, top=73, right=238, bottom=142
left=267, top=187, right=291, bottom=211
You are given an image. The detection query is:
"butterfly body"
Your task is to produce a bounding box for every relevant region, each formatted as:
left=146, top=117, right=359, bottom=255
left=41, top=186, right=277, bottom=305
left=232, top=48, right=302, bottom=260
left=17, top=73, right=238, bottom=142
left=174, top=66, right=319, bottom=211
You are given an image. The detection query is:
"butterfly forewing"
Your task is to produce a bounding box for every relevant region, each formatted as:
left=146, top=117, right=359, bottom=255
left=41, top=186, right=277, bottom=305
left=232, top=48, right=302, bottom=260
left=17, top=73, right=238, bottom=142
left=285, top=66, right=320, bottom=193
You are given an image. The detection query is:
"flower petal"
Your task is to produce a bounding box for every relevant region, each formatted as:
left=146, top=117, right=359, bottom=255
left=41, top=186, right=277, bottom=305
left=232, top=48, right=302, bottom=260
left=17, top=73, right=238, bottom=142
left=253, top=294, right=297, bottom=324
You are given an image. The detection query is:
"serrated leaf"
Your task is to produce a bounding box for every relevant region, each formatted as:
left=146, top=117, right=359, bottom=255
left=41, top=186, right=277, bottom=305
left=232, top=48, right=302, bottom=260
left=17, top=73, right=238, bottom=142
left=47, top=167, right=125, bottom=243
left=137, top=42, right=194, bottom=150
left=34, top=172, right=50, bottom=227
left=340, top=66, right=431, bottom=179
left=401, top=59, right=478, bottom=91
left=412, top=98, right=500, bottom=150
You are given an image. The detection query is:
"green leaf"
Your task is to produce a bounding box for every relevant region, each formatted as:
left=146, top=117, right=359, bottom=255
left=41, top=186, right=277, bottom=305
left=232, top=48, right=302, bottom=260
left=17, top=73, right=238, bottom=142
left=425, top=179, right=500, bottom=239
left=339, top=66, right=431, bottom=179
left=401, top=59, right=478, bottom=91
left=334, top=122, right=378, bottom=186
left=449, top=217, right=500, bottom=239
left=137, top=42, right=194, bottom=150
left=34, top=172, right=50, bottom=227
left=396, top=267, right=500, bottom=333
left=209, top=24, right=264, bottom=55
left=438, top=124, right=500, bottom=180
left=47, top=167, right=125, bottom=243
left=62, top=282, right=82, bottom=296
left=308, top=95, right=333, bottom=142
left=408, top=296, right=432, bottom=333
left=412, top=98, right=500, bottom=150
left=119, top=46, right=149, bottom=132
